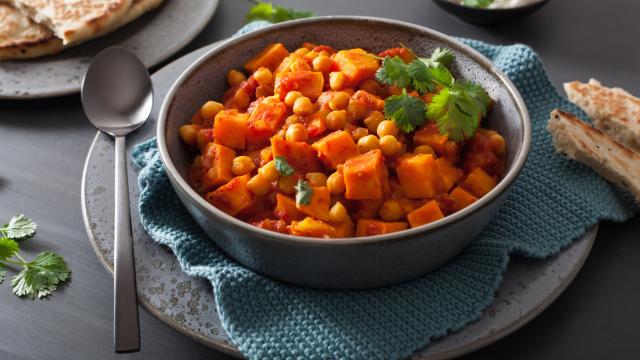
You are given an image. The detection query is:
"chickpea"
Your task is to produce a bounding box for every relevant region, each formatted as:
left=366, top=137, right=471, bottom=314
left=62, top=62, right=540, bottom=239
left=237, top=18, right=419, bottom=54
left=247, top=174, right=271, bottom=196
left=329, top=72, right=348, bottom=90
left=357, top=135, right=380, bottom=153
left=255, top=85, right=273, bottom=98
left=306, top=172, right=327, bottom=187
left=414, top=144, right=436, bottom=156
left=233, top=90, right=250, bottom=108
left=328, top=91, right=350, bottom=110
left=363, top=111, right=384, bottom=134
left=379, top=135, right=402, bottom=156
left=351, top=127, right=369, bottom=141
left=179, top=124, right=200, bottom=146
left=489, top=133, right=506, bottom=155
left=347, top=100, right=368, bottom=121
left=232, top=156, right=256, bottom=176
left=253, top=67, right=273, bottom=85
left=327, top=172, right=346, bottom=194
left=293, top=96, right=313, bottom=116
left=325, top=110, right=347, bottom=130
left=286, top=123, right=309, bottom=142
left=329, top=202, right=348, bottom=223
left=312, top=55, right=333, bottom=73
left=205, top=168, right=217, bottom=181
left=377, top=120, right=399, bottom=137
left=258, top=161, right=280, bottom=182
left=284, top=91, right=303, bottom=108
left=379, top=200, right=404, bottom=221
left=199, top=101, right=223, bottom=121
left=226, top=69, right=246, bottom=87
left=277, top=176, right=297, bottom=195
left=360, top=79, right=381, bottom=95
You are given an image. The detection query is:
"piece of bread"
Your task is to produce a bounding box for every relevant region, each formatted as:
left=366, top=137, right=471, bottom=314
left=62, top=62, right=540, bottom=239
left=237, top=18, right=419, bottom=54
left=0, top=3, right=63, bottom=60
left=564, top=79, right=640, bottom=153
left=4, top=0, right=133, bottom=46
left=0, top=0, right=163, bottom=60
left=547, top=109, right=640, bottom=203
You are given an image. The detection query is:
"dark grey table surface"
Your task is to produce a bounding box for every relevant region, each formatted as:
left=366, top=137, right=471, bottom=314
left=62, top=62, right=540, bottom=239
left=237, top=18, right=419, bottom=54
left=1, top=0, right=638, bottom=359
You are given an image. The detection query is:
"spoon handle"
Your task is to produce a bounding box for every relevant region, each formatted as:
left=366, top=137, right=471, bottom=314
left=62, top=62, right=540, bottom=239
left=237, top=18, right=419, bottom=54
left=113, top=135, right=140, bottom=352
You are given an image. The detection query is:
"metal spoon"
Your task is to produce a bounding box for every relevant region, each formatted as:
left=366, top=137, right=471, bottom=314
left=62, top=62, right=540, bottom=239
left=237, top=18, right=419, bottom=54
left=81, top=46, right=152, bottom=353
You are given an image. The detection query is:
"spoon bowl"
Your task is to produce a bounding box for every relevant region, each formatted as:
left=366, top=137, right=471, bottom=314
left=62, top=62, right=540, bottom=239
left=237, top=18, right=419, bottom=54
left=81, top=46, right=152, bottom=353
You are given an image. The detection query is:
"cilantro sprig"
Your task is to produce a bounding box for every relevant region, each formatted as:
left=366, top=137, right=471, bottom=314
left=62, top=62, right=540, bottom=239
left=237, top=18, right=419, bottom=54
left=0, top=214, right=70, bottom=299
left=245, top=1, right=314, bottom=23
left=376, top=46, right=491, bottom=140
left=294, top=179, right=313, bottom=205
left=462, top=0, right=493, bottom=9
left=274, top=155, right=295, bottom=177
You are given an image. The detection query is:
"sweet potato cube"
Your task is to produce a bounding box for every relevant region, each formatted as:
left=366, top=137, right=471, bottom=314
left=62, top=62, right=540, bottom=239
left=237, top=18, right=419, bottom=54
left=200, top=143, right=236, bottom=191
left=274, top=70, right=324, bottom=101
left=244, top=43, right=290, bottom=72
left=450, top=186, right=478, bottom=212
left=246, top=96, right=288, bottom=146
left=396, top=154, right=446, bottom=198
left=462, top=167, right=497, bottom=197
left=332, top=217, right=355, bottom=238
left=407, top=200, right=444, bottom=228
left=271, top=136, right=322, bottom=173
left=343, top=149, right=387, bottom=200
left=296, top=186, right=331, bottom=221
left=274, top=194, right=304, bottom=222
left=355, top=219, right=408, bottom=236
left=206, top=175, right=254, bottom=215
left=290, top=217, right=335, bottom=238
left=333, top=48, right=380, bottom=85
left=312, top=130, right=359, bottom=169
left=413, top=123, right=448, bottom=154
left=213, top=109, right=248, bottom=149
left=436, top=157, right=463, bottom=191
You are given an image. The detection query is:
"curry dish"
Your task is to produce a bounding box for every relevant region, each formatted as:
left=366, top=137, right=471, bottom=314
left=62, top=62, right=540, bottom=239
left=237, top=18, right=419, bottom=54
left=179, top=42, right=506, bottom=238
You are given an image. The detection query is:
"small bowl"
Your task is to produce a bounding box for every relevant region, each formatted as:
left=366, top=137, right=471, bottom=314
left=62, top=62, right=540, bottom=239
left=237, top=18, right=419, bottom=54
left=432, top=0, right=550, bottom=25
left=157, top=16, right=531, bottom=289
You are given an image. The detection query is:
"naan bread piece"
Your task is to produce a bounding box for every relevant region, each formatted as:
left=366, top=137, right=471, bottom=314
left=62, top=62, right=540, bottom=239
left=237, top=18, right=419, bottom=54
left=4, top=0, right=133, bottom=45
left=115, top=0, right=163, bottom=27
left=564, top=79, right=640, bottom=153
left=0, top=3, right=63, bottom=60
left=547, top=109, right=640, bottom=203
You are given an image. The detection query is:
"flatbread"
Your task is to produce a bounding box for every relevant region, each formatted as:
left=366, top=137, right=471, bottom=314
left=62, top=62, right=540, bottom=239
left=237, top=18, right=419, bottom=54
left=547, top=109, right=640, bottom=203
left=4, top=0, right=133, bottom=45
left=0, top=0, right=163, bottom=60
left=564, top=79, right=640, bottom=153
left=0, top=3, right=63, bottom=60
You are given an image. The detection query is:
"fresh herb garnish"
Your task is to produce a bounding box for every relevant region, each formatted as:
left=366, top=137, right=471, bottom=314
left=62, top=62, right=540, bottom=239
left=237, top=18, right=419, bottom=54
left=294, top=179, right=313, bottom=205
left=0, top=214, right=70, bottom=299
left=462, top=0, right=493, bottom=9
left=426, top=82, right=491, bottom=141
left=384, top=89, right=427, bottom=133
left=376, top=46, right=491, bottom=140
left=274, top=155, right=295, bottom=176
left=245, top=1, right=314, bottom=23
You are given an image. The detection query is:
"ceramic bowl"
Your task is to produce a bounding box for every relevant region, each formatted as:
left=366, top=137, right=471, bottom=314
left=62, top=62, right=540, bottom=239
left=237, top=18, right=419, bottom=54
left=432, top=0, right=550, bottom=25
left=157, top=16, right=530, bottom=289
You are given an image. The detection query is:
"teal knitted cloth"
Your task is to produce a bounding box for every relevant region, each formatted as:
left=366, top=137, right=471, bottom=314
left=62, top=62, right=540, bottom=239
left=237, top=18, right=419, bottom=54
left=132, top=23, right=637, bottom=360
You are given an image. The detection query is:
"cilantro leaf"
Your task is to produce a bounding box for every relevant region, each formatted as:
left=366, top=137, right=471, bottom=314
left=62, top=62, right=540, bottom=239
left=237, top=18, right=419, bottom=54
left=462, top=0, right=493, bottom=9
left=0, top=237, right=19, bottom=261
left=294, top=179, right=313, bottom=206
left=274, top=155, right=295, bottom=176
left=407, top=60, right=454, bottom=94
left=245, top=1, right=314, bottom=23
left=1, top=214, right=36, bottom=241
left=426, top=81, right=491, bottom=141
left=375, top=56, right=411, bottom=88
left=384, top=90, right=427, bottom=133
left=10, top=251, right=70, bottom=299
left=425, top=47, right=455, bottom=66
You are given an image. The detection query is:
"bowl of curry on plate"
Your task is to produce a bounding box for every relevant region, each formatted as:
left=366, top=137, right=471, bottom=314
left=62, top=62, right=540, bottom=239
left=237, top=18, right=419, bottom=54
left=157, top=16, right=530, bottom=289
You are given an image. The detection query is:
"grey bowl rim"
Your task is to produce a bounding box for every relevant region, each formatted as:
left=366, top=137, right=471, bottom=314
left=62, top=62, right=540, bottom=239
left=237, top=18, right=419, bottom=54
left=156, top=15, right=531, bottom=246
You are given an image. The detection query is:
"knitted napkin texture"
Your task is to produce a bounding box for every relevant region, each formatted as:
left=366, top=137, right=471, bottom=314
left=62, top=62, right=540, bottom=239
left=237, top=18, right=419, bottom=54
left=132, top=23, right=637, bottom=360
